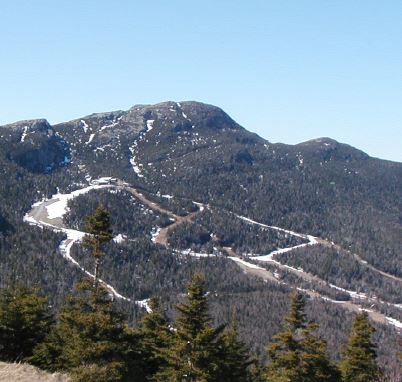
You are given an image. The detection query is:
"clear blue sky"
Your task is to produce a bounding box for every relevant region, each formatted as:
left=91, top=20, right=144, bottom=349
left=1, top=1, right=401, bottom=162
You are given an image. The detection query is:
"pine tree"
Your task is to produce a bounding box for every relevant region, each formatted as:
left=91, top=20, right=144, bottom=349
left=83, top=205, right=113, bottom=288
left=33, top=280, right=138, bottom=382
left=339, top=312, right=381, bottom=382
left=159, top=273, right=225, bottom=382
left=299, top=322, right=341, bottom=382
left=215, top=321, right=254, bottom=382
left=265, top=292, right=341, bottom=382
left=0, top=284, right=53, bottom=362
left=137, top=297, right=173, bottom=381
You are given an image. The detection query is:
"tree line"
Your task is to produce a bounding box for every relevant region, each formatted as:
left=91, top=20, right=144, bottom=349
left=0, top=277, right=387, bottom=382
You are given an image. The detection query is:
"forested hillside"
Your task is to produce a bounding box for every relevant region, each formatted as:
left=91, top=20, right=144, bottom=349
left=0, top=101, right=401, bottom=378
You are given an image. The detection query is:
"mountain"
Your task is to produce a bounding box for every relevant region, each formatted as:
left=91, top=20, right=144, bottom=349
left=0, top=101, right=401, bottom=365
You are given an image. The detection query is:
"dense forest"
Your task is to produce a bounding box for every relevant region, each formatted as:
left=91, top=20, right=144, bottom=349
left=0, top=276, right=397, bottom=382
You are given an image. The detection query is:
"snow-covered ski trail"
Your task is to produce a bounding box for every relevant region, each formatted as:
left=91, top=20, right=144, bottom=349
left=23, top=178, right=401, bottom=330
left=23, top=182, right=131, bottom=301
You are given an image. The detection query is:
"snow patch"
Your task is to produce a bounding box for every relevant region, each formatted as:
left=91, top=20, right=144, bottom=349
left=161, top=194, right=173, bottom=199
left=228, top=257, right=265, bottom=270
left=328, top=284, right=367, bottom=300
left=236, top=215, right=307, bottom=239
left=385, top=316, right=402, bottom=329
left=136, top=298, right=152, bottom=313
left=174, top=249, right=216, bottom=258
left=23, top=181, right=130, bottom=301
left=146, top=120, right=154, bottom=132
left=46, top=184, right=112, bottom=219
left=113, top=234, right=126, bottom=244
left=193, top=202, right=205, bottom=212
left=20, top=126, right=28, bottom=142
left=86, top=133, right=95, bottom=145
left=81, top=120, right=89, bottom=133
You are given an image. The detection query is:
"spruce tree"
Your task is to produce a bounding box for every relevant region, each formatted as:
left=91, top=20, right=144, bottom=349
left=215, top=321, right=254, bottom=382
left=33, top=280, right=138, bottom=382
left=83, top=205, right=113, bottom=287
left=137, top=297, right=173, bottom=381
left=339, top=312, right=381, bottom=382
left=0, top=284, right=53, bottom=362
left=265, top=292, right=340, bottom=382
left=160, top=273, right=225, bottom=382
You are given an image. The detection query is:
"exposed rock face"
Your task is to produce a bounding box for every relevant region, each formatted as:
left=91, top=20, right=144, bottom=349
left=0, top=119, right=70, bottom=173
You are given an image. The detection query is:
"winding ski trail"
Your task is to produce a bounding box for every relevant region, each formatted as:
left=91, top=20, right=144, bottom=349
left=23, top=178, right=401, bottom=330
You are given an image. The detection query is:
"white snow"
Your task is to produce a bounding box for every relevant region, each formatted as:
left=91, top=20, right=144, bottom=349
left=20, top=126, right=28, bottom=142
left=86, top=133, right=95, bottom=145
left=174, top=249, right=215, bottom=258
left=146, top=120, right=154, bottom=132
left=193, top=201, right=205, bottom=211
left=228, top=257, right=265, bottom=270
left=136, top=298, right=152, bottom=313
left=250, top=241, right=315, bottom=262
left=23, top=181, right=130, bottom=301
left=236, top=214, right=318, bottom=262
left=99, top=120, right=119, bottom=132
left=385, top=316, right=402, bottom=329
left=46, top=184, right=111, bottom=219
left=129, top=146, right=144, bottom=177
left=328, top=283, right=367, bottom=300
left=320, top=296, right=348, bottom=304
left=113, top=234, right=126, bottom=244
left=236, top=215, right=307, bottom=239
left=81, top=120, right=89, bottom=133
left=161, top=194, right=173, bottom=199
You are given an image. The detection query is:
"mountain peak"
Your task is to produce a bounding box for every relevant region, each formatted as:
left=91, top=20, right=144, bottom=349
left=297, top=137, right=368, bottom=161
left=3, top=118, right=51, bottom=131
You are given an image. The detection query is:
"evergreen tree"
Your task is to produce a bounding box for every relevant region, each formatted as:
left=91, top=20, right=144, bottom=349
left=339, top=312, right=381, bottom=382
left=0, top=284, right=53, bottom=362
left=159, top=273, right=225, bottom=382
left=265, top=292, right=340, bottom=382
left=83, top=205, right=113, bottom=287
left=32, top=280, right=141, bottom=382
left=215, top=321, right=254, bottom=382
left=137, top=297, right=173, bottom=381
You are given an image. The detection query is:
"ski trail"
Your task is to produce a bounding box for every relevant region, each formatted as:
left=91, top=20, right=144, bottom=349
left=23, top=178, right=401, bottom=326
left=129, top=119, right=154, bottom=178
left=236, top=214, right=400, bottom=282
left=224, top=248, right=402, bottom=331
left=23, top=181, right=131, bottom=301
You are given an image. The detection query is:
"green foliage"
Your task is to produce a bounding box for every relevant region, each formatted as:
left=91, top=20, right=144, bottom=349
left=83, top=205, right=113, bottom=286
left=137, top=297, right=173, bottom=381
left=32, top=280, right=138, bottom=381
left=339, top=312, right=381, bottom=382
left=265, top=293, right=341, bottom=382
left=160, top=274, right=225, bottom=381
left=0, top=284, right=53, bottom=363
left=83, top=205, right=113, bottom=258
left=216, top=322, right=254, bottom=382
